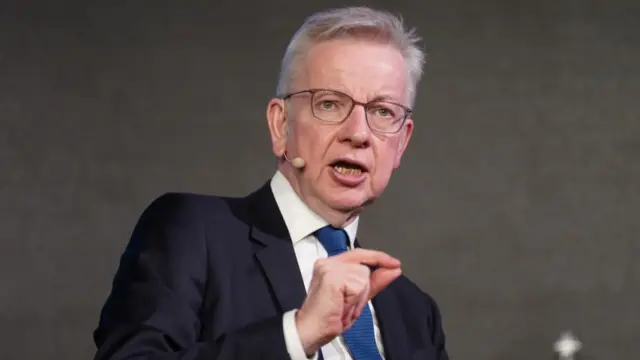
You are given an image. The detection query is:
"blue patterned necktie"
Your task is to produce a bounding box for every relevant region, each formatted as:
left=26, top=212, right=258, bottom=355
left=315, top=225, right=383, bottom=360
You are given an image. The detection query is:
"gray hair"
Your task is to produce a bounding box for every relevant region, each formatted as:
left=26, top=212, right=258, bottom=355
left=276, top=7, right=426, bottom=106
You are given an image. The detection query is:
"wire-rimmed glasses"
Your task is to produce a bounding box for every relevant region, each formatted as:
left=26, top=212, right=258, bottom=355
left=281, top=88, right=412, bottom=134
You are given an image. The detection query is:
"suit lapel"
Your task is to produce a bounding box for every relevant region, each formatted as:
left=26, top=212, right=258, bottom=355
left=252, top=227, right=307, bottom=312
left=247, top=182, right=307, bottom=313
left=373, top=287, right=409, bottom=360
left=355, top=238, right=409, bottom=360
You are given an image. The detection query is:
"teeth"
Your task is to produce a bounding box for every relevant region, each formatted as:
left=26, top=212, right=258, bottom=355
left=334, top=166, right=362, bottom=175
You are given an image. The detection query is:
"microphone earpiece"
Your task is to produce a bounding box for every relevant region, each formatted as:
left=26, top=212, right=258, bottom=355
left=291, top=157, right=306, bottom=169
left=283, top=152, right=306, bottom=169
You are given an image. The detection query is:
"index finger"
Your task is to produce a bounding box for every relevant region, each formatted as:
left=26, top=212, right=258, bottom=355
left=336, top=248, right=401, bottom=269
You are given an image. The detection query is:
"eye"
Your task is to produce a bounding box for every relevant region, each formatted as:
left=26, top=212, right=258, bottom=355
left=373, top=107, right=395, bottom=118
left=320, top=101, right=336, bottom=110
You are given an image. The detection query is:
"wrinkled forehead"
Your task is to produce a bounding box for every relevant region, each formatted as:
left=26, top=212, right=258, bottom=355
left=296, top=39, right=409, bottom=104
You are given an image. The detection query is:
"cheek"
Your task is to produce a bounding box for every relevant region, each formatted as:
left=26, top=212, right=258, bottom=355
left=371, top=143, right=401, bottom=182
left=289, top=119, right=314, bottom=150
left=295, top=124, right=334, bottom=162
left=373, top=158, right=395, bottom=181
left=298, top=140, right=319, bottom=162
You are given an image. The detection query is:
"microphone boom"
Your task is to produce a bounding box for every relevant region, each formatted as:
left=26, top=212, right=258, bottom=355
left=284, top=152, right=306, bottom=169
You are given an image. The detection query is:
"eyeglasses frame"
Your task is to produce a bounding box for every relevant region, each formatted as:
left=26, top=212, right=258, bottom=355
left=279, top=88, right=413, bottom=134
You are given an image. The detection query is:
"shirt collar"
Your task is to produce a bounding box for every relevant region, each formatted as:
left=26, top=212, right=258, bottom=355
left=270, top=170, right=359, bottom=247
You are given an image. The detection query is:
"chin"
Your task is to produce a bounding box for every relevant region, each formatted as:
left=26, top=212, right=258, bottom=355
left=324, top=189, right=371, bottom=212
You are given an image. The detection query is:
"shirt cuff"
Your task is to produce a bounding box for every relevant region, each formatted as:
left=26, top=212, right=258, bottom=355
left=283, top=309, right=319, bottom=360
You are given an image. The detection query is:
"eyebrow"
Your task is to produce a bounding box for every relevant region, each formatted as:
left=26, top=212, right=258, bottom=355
left=313, top=87, right=403, bottom=104
left=368, top=94, right=400, bottom=103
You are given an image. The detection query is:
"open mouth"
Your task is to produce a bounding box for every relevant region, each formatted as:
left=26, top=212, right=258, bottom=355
left=331, top=160, right=366, bottom=176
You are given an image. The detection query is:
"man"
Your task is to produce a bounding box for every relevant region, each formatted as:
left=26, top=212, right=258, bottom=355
left=94, top=6, right=449, bottom=360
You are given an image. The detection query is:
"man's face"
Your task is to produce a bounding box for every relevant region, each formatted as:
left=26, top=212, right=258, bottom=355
left=268, top=38, right=414, bottom=221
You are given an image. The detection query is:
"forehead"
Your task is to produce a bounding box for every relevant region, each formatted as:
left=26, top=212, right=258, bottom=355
left=298, top=39, right=408, bottom=103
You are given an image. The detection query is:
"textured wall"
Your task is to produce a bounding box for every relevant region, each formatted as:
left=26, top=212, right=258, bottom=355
left=1, top=1, right=639, bottom=359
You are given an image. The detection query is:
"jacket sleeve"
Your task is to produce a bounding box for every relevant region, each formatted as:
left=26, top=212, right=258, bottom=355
left=93, top=193, right=290, bottom=360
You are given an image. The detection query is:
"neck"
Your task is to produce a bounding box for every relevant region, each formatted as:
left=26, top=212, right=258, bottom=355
left=278, top=163, right=362, bottom=228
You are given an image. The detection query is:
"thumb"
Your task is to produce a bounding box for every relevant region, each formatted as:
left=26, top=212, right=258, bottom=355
left=368, top=267, right=402, bottom=298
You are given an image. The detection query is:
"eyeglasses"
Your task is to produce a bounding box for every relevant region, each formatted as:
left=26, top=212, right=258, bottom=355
left=280, top=88, right=412, bottom=134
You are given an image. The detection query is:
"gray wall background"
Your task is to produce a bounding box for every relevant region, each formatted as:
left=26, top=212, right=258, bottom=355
left=1, top=1, right=638, bottom=359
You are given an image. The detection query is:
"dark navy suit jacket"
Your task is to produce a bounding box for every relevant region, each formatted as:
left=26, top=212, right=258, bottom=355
left=93, top=181, right=449, bottom=360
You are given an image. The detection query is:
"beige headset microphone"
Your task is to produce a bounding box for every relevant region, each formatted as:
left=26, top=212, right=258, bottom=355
left=283, top=151, right=306, bottom=169
left=282, top=125, right=305, bottom=168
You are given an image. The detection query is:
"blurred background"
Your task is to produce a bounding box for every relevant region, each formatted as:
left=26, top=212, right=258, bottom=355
left=1, top=1, right=638, bottom=359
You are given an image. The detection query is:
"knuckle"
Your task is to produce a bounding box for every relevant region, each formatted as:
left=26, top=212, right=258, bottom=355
left=345, top=279, right=366, bottom=294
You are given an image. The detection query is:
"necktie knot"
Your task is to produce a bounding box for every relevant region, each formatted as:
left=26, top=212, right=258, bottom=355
left=315, top=225, right=349, bottom=256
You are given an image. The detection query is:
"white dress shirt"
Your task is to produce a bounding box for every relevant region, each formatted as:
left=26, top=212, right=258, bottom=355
left=270, top=171, right=386, bottom=360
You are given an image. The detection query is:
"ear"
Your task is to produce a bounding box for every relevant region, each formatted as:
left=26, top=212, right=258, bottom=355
left=266, top=98, right=288, bottom=157
left=393, top=119, right=413, bottom=169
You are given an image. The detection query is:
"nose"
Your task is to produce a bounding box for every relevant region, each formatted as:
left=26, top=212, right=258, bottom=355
left=338, top=105, right=371, bottom=148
